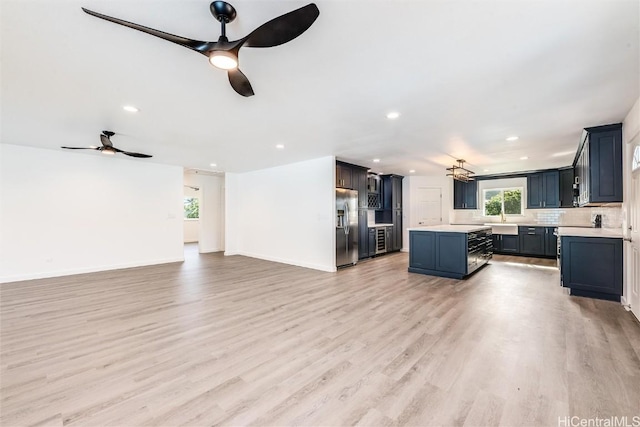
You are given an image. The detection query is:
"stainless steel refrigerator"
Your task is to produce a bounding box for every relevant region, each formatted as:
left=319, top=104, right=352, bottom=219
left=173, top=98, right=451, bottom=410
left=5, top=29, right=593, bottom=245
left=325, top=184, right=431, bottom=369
left=336, top=188, right=358, bottom=268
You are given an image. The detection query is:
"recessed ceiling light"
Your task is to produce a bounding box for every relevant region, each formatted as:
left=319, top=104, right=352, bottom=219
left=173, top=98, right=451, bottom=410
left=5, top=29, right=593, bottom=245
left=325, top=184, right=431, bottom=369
left=276, top=144, right=285, bottom=149
left=484, top=169, right=489, bottom=172
left=373, top=158, right=380, bottom=163
left=210, top=163, right=217, bottom=167
left=123, top=105, right=139, bottom=113
left=409, top=169, right=415, bottom=173
left=386, top=112, right=400, bottom=119
left=506, top=136, right=519, bottom=141
left=520, top=156, right=528, bottom=160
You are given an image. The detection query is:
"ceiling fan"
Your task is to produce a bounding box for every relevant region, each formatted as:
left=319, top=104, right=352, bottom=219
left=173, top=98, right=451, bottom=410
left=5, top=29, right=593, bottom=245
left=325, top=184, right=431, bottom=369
left=61, top=131, right=152, bottom=158
left=82, top=2, right=320, bottom=97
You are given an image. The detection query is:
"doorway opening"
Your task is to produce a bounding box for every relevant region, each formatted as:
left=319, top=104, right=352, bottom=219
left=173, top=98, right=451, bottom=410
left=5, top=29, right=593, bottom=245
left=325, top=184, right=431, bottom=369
left=183, top=169, right=226, bottom=258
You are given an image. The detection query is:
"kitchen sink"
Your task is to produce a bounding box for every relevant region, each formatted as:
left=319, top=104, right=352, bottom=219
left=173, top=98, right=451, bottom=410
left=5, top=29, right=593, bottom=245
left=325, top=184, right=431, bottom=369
left=484, top=223, right=518, bottom=235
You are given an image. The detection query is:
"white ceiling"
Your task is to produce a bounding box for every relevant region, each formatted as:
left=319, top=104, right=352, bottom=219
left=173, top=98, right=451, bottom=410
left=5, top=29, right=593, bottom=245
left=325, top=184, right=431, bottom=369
left=2, top=0, right=639, bottom=176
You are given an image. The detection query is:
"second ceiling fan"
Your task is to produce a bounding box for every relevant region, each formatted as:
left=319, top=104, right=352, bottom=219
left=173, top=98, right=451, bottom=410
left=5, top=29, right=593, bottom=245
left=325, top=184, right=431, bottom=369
left=82, top=2, right=320, bottom=97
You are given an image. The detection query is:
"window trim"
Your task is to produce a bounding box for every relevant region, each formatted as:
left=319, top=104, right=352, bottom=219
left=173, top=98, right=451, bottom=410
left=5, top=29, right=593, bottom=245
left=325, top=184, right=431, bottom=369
left=482, top=187, right=524, bottom=217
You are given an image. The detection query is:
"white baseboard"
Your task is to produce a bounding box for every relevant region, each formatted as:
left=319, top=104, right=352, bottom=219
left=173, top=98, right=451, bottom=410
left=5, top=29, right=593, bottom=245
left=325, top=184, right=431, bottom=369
left=0, top=256, right=185, bottom=284
left=228, top=251, right=336, bottom=273
left=199, top=247, right=222, bottom=253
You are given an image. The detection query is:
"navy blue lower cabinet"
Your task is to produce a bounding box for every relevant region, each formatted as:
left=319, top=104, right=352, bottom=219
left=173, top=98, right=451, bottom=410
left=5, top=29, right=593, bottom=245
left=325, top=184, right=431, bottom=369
left=409, top=231, right=436, bottom=270
left=560, top=236, right=623, bottom=301
left=502, top=235, right=519, bottom=253
left=435, top=233, right=467, bottom=275
left=519, top=226, right=545, bottom=256
left=408, top=230, right=491, bottom=279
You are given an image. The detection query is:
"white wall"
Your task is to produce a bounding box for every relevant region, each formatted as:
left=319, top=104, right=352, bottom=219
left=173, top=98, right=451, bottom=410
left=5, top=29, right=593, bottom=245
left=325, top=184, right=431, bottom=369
left=184, top=171, right=225, bottom=253
left=184, top=220, right=199, bottom=243
left=0, top=144, right=184, bottom=283
left=225, top=156, right=335, bottom=272
left=402, top=175, right=452, bottom=251
left=623, top=96, right=640, bottom=306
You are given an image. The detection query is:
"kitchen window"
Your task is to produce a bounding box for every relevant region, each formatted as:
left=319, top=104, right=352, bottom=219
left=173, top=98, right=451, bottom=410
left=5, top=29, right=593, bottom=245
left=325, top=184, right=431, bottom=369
left=483, top=188, right=523, bottom=216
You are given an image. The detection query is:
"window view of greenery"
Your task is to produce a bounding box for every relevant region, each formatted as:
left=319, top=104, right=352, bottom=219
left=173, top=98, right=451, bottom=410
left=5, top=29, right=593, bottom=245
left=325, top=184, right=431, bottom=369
left=184, top=197, right=199, bottom=219
left=484, top=188, right=522, bottom=216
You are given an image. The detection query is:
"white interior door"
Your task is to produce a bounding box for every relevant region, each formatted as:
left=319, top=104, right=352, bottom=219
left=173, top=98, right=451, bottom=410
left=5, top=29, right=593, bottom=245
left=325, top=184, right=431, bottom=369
left=414, top=187, right=442, bottom=226
left=626, top=138, right=640, bottom=322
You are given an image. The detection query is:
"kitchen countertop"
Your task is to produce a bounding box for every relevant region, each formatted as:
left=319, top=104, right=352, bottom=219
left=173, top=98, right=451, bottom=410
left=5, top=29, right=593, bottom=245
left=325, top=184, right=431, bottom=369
left=482, top=223, right=565, bottom=227
left=557, top=227, right=623, bottom=238
left=368, top=223, right=393, bottom=228
left=408, top=224, right=491, bottom=233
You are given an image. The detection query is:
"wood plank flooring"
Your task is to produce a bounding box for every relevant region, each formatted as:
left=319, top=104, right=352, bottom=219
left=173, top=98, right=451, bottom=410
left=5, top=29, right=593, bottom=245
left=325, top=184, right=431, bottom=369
left=1, top=247, right=639, bottom=426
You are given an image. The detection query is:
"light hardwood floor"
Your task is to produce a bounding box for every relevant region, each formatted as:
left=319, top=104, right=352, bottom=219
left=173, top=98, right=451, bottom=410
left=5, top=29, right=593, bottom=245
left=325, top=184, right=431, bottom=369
left=1, top=247, right=639, bottom=426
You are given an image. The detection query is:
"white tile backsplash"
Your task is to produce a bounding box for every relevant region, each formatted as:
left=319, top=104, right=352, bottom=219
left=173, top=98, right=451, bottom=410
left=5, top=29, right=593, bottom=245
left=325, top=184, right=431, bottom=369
left=450, top=206, right=623, bottom=228
left=367, top=210, right=376, bottom=224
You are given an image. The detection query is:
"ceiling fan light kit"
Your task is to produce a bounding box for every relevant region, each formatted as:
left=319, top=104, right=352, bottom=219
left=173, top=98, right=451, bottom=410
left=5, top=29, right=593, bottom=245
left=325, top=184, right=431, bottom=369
left=81, top=1, right=320, bottom=96
left=209, top=50, right=238, bottom=70
left=446, top=159, right=475, bottom=182
left=61, top=131, right=152, bottom=158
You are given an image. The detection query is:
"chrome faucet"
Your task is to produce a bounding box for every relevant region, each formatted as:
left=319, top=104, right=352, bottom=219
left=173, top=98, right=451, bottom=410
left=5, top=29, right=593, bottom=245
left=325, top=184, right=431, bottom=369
left=500, top=211, right=506, bottom=223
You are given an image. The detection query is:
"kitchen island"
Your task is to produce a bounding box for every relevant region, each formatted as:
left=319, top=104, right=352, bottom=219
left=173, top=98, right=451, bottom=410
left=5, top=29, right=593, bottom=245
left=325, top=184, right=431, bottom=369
left=408, top=225, right=492, bottom=279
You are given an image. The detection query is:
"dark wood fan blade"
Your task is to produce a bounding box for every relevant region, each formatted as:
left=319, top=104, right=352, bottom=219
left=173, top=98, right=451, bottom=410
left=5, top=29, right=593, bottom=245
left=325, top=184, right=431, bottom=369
left=241, top=3, right=319, bottom=48
left=228, top=68, right=254, bottom=97
left=122, top=151, right=153, bottom=158
left=82, top=8, right=215, bottom=55
left=112, top=147, right=152, bottom=158
left=100, top=134, right=113, bottom=147
left=61, top=146, right=100, bottom=150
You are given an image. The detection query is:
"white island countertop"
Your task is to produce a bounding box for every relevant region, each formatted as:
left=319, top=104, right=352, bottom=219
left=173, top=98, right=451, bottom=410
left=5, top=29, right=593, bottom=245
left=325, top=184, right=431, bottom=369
left=557, top=227, right=623, bottom=238
left=408, top=224, right=491, bottom=233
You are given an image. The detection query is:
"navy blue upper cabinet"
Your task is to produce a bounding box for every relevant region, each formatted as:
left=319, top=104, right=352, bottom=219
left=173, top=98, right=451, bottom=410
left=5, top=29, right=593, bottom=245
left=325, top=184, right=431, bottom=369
left=527, top=171, right=559, bottom=208
left=354, top=167, right=368, bottom=209
left=453, top=180, right=477, bottom=209
left=382, top=175, right=404, bottom=210
left=589, top=126, right=623, bottom=203
left=336, top=162, right=353, bottom=189
left=575, top=124, right=623, bottom=205
left=559, top=168, right=575, bottom=208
